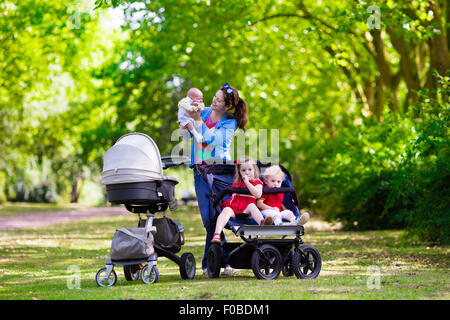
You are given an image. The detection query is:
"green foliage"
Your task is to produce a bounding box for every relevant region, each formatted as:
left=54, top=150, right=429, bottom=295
left=384, top=75, right=449, bottom=244
left=318, top=74, right=449, bottom=244
left=1, top=0, right=448, bottom=243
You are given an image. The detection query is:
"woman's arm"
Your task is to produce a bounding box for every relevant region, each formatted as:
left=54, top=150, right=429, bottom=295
left=186, top=109, right=237, bottom=146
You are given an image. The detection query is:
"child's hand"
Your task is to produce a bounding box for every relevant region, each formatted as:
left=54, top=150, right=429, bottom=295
left=242, top=175, right=250, bottom=184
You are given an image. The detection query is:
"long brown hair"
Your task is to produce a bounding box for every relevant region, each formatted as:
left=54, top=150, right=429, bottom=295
left=221, top=85, right=248, bottom=131
left=233, top=155, right=260, bottom=184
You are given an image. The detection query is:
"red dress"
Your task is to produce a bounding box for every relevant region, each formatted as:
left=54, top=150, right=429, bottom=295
left=220, top=179, right=263, bottom=214
left=259, top=193, right=284, bottom=211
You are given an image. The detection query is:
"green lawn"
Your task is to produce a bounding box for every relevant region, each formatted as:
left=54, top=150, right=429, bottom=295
left=0, top=205, right=448, bottom=300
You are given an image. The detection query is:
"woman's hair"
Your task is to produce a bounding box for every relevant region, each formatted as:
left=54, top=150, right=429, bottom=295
left=263, top=165, right=285, bottom=182
left=233, top=155, right=260, bottom=183
left=220, top=85, right=248, bottom=131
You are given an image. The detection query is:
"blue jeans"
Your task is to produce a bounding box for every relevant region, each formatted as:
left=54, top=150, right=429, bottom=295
left=193, top=168, right=227, bottom=269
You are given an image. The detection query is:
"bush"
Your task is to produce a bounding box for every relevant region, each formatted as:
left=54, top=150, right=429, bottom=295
left=319, top=75, right=449, bottom=244
left=385, top=86, right=449, bottom=244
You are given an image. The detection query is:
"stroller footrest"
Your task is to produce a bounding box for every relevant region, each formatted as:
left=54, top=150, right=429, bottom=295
left=232, top=225, right=304, bottom=237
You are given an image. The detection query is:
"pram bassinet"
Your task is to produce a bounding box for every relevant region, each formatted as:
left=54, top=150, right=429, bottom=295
left=101, top=132, right=178, bottom=211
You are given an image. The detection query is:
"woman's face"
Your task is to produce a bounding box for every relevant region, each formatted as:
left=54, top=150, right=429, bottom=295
left=211, top=90, right=232, bottom=113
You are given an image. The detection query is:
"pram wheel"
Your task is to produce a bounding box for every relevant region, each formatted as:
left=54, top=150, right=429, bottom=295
left=292, top=245, right=321, bottom=279
left=251, top=244, right=283, bottom=280
left=179, top=252, right=196, bottom=280
left=141, top=264, right=159, bottom=284
left=95, top=267, right=117, bottom=287
left=124, top=264, right=141, bottom=281
left=282, top=249, right=294, bottom=277
left=206, top=243, right=223, bottom=278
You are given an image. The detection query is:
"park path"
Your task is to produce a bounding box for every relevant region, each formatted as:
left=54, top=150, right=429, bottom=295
left=0, top=205, right=343, bottom=231
left=0, top=206, right=129, bottom=230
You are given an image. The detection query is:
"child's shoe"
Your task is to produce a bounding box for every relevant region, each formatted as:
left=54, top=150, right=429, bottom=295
left=260, top=216, right=273, bottom=225
left=211, top=233, right=221, bottom=243
left=295, top=212, right=310, bottom=225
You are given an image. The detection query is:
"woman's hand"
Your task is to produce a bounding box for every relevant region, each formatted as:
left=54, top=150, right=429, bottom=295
left=186, top=109, right=202, bottom=122
left=178, top=121, right=194, bottom=131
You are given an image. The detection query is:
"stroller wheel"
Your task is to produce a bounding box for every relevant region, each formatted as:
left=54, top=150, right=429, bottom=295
left=124, top=264, right=141, bottom=281
left=251, top=244, right=283, bottom=280
left=95, top=267, right=117, bottom=287
left=292, top=245, right=322, bottom=279
left=207, top=243, right=222, bottom=278
left=282, top=249, right=294, bottom=277
left=141, top=265, right=159, bottom=284
left=180, top=252, right=196, bottom=280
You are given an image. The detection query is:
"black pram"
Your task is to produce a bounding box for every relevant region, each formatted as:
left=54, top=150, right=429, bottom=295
left=203, top=162, right=322, bottom=280
left=95, top=133, right=195, bottom=287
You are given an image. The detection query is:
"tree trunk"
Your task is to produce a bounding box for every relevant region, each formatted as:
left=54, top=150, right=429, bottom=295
left=70, top=176, right=82, bottom=203
left=428, top=1, right=450, bottom=78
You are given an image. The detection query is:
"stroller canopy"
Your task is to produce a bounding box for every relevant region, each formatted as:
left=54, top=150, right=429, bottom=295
left=101, top=133, right=167, bottom=185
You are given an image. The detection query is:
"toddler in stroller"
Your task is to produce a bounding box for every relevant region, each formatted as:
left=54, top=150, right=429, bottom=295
left=204, top=159, right=321, bottom=280
left=211, top=156, right=275, bottom=243
left=95, top=133, right=196, bottom=287
left=257, top=164, right=310, bottom=226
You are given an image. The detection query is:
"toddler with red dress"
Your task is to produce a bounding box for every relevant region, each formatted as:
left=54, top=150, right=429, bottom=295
left=211, top=156, right=273, bottom=243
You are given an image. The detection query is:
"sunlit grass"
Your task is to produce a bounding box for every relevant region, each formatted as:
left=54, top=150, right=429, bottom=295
left=0, top=205, right=448, bottom=300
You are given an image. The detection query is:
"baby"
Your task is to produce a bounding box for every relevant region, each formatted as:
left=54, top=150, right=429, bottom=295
left=256, top=165, right=310, bottom=226
left=178, top=88, right=205, bottom=141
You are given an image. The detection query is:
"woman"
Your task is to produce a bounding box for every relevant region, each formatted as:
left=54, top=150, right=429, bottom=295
left=179, top=83, right=248, bottom=275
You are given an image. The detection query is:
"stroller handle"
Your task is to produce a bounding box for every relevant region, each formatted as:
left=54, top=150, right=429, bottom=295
left=161, top=155, right=190, bottom=169
left=212, top=186, right=300, bottom=209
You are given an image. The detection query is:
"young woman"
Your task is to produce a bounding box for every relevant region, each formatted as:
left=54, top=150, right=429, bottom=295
left=178, top=83, right=248, bottom=275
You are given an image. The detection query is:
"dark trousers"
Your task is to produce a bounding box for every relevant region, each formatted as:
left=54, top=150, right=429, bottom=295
left=193, top=167, right=227, bottom=269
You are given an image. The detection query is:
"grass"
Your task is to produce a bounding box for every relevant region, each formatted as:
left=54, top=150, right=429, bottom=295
left=0, top=204, right=448, bottom=300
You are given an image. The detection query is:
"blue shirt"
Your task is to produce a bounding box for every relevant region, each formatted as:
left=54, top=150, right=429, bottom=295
left=180, top=107, right=238, bottom=168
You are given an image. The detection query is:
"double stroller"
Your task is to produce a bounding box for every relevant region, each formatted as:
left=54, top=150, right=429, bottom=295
left=203, top=163, right=322, bottom=280
left=95, top=133, right=195, bottom=287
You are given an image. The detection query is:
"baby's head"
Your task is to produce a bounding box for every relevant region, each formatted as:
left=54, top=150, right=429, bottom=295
left=263, top=165, right=285, bottom=188
left=234, top=155, right=259, bottom=183
left=187, top=88, right=203, bottom=105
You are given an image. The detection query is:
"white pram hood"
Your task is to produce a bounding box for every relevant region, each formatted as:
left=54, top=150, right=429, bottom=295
left=101, top=132, right=177, bottom=185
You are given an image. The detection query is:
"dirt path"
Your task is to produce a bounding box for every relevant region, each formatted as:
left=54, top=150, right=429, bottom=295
left=0, top=206, right=129, bottom=230
left=0, top=205, right=343, bottom=231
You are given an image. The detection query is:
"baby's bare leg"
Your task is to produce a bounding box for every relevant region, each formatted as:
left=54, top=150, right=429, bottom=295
left=214, top=207, right=235, bottom=235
